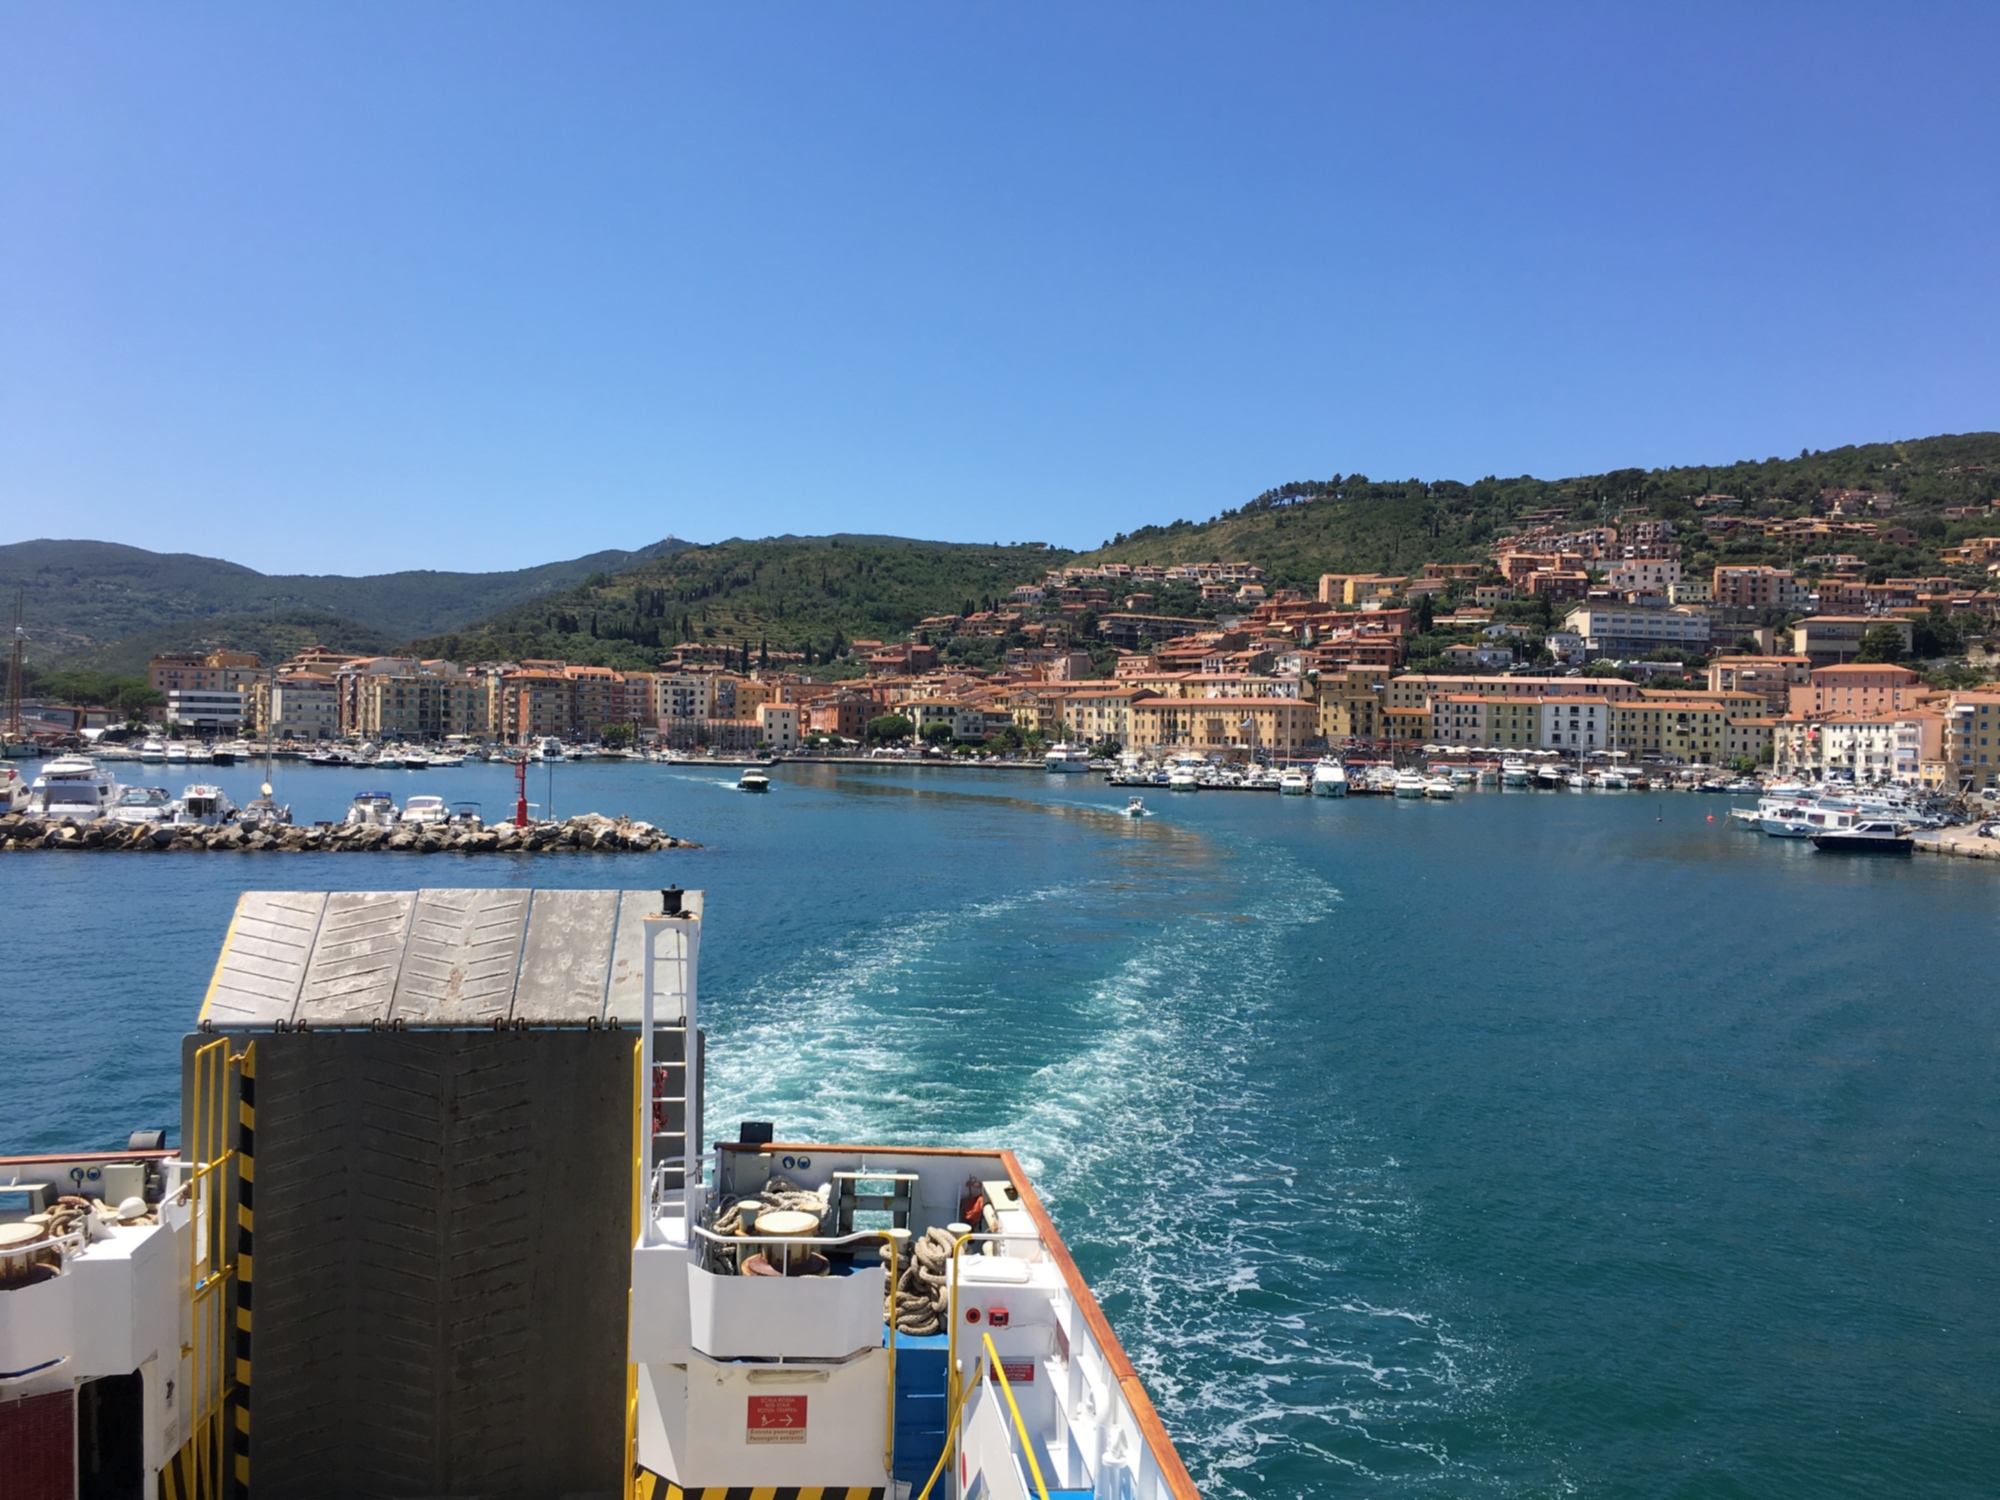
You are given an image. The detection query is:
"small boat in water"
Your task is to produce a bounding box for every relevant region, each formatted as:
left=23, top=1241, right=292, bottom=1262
left=1125, top=795, right=1146, bottom=818
left=174, top=784, right=238, bottom=827
left=1393, top=768, right=1427, bottom=799
left=1423, top=774, right=1456, bottom=799
left=109, top=786, right=178, bottom=825
left=400, top=794, right=452, bottom=826
left=344, top=791, right=400, bottom=827
left=1501, top=757, right=1530, bottom=787
left=1278, top=768, right=1311, bottom=796
left=1311, top=758, right=1349, bottom=797
left=138, top=737, right=166, bottom=763
left=27, top=756, right=123, bottom=818
left=737, top=768, right=771, bottom=793
left=1042, top=742, right=1092, bottom=773
left=1812, top=820, right=1913, bottom=854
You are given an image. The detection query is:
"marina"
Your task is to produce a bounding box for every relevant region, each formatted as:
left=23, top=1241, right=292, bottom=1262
left=5, top=763, right=1999, bottom=1498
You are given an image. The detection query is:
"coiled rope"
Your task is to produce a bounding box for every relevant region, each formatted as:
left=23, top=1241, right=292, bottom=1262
left=890, top=1225, right=957, bottom=1335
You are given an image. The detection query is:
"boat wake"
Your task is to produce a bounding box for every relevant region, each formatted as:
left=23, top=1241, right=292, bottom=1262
left=704, top=840, right=1555, bottom=1497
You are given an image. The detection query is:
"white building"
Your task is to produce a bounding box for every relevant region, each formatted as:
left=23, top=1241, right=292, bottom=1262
left=755, top=703, right=801, bottom=752
left=1539, top=697, right=1606, bottom=752
left=651, top=674, right=713, bottom=726
left=1562, top=604, right=1711, bottom=659
left=1606, top=559, right=1682, bottom=594
left=266, top=675, right=339, bottom=741
left=166, top=687, right=245, bottom=730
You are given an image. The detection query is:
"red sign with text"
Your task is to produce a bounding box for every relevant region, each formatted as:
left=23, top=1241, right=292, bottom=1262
left=746, top=1394, right=808, bottom=1444
left=1001, top=1361, right=1035, bottom=1384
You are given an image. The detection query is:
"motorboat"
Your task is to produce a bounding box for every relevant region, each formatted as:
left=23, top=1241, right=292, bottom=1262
left=401, top=750, right=431, bottom=770
left=1279, top=768, right=1311, bottom=795
left=1042, top=742, right=1092, bottom=773
left=429, top=751, right=467, bottom=768
left=538, top=736, right=566, bottom=761
left=212, top=740, right=252, bottom=766
left=190, top=743, right=214, bottom=763
left=1600, top=770, right=1630, bottom=790
left=109, top=786, right=178, bottom=825
left=174, top=785, right=238, bottom=827
left=1565, top=772, right=1588, bottom=790
left=1760, top=811, right=1815, bottom=837
left=1311, top=758, right=1349, bottom=797
left=164, top=742, right=190, bottom=766
left=1393, top=768, right=1428, bottom=799
left=344, top=791, right=400, bottom=827
left=400, top=794, right=452, bottom=826
left=1534, top=764, right=1563, bottom=789
left=1812, top=820, right=1914, bottom=854
left=0, top=884, right=1200, bottom=1500
left=0, top=763, right=27, bottom=812
left=1450, top=767, right=1475, bottom=785
left=307, top=747, right=359, bottom=767
left=138, top=737, right=166, bottom=763
left=1423, top=774, right=1456, bottom=799
left=737, top=768, right=771, bottom=793
left=26, top=756, right=123, bottom=818
left=1501, top=758, right=1530, bottom=787
left=373, top=751, right=405, bottom=770
left=1124, top=796, right=1146, bottom=817
left=1166, top=763, right=1201, bottom=791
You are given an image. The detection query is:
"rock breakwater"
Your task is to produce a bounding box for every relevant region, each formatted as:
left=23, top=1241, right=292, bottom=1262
left=0, top=813, right=697, bottom=854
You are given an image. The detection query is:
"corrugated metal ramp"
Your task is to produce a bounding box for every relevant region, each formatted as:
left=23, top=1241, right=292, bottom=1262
left=200, top=887, right=688, bottom=1028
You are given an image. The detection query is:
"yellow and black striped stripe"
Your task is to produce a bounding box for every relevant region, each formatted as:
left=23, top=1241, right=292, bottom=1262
left=160, top=1437, right=197, bottom=1500
left=632, top=1472, right=883, bottom=1500
left=231, top=1048, right=255, bottom=1497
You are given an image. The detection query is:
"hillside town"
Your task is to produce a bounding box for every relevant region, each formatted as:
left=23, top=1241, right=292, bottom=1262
left=12, top=504, right=1986, bottom=798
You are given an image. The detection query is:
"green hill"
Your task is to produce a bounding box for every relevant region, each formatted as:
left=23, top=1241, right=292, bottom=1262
left=1, top=537, right=690, bottom=667
left=1076, top=432, right=2000, bottom=588
left=50, top=610, right=407, bottom=676
left=411, top=535, right=1072, bottom=668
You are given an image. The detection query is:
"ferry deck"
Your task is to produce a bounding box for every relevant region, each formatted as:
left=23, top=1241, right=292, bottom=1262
left=0, top=887, right=1200, bottom=1500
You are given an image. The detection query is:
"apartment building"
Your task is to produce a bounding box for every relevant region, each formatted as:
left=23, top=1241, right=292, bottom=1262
left=1792, top=616, right=1913, bottom=666
left=1562, top=604, right=1711, bottom=659
left=1061, top=686, right=1154, bottom=748
left=1315, top=670, right=1389, bottom=744
left=1708, top=656, right=1812, bottom=714
left=1606, top=559, right=1681, bottom=594
left=166, top=688, right=245, bottom=730
left=1129, top=696, right=1318, bottom=759
left=1712, top=566, right=1811, bottom=612
left=756, top=704, right=801, bottom=752
left=1606, top=699, right=1741, bottom=763
left=1385, top=674, right=1643, bottom=712
left=1541, top=697, right=1607, bottom=752
left=248, top=673, right=339, bottom=741
left=148, top=650, right=261, bottom=699
left=339, top=660, right=492, bottom=741
left=1786, top=664, right=1925, bottom=718
left=1943, top=692, right=2000, bottom=792
left=1428, top=694, right=1541, bottom=749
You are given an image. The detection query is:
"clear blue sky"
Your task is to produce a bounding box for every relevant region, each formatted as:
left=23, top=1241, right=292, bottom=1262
left=3, top=3, right=1996, bottom=575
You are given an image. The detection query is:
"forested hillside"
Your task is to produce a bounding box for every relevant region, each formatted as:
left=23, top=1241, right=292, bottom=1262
left=1, top=537, right=688, bottom=666
left=412, top=536, right=1070, bottom=668
left=1073, top=432, right=2000, bottom=590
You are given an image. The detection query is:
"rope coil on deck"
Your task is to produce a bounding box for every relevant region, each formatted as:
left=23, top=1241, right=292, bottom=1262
left=889, top=1226, right=956, bottom=1335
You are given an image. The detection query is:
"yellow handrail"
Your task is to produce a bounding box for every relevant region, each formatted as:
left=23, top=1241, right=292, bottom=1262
left=985, top=1331, right=1051, bottom=1500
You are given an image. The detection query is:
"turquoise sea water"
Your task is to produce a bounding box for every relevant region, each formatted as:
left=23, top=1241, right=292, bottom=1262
left=3, top=758, right=1997, bottom=1498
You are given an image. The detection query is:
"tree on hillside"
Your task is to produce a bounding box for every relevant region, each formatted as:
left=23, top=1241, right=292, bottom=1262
left=1855, top=624, right=1907, bottom=663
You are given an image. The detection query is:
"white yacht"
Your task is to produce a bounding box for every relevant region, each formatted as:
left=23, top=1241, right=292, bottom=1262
left=1278, top=768, right=1311, bottom=795
left=174, top=784, right=238, bottom=827
left=1166, top=762, right=1202, bottom=791
left=1311, top=758, right=1349, bottom=797
left=737, top=768, right=771, bottom=793
left=344, top=791, right=400, bottom=827
left=538, top=736, right=567, bottom=761
left=109, top=786, right=178, bottom=825
left=400, top=794, right=452, bottom=826
left=1042, top=742, right=1092, bottom=773
left=1534, top=763, right=1563, bottom=789
left=165, top=741, right=190, bottom=766
left=138, top=737, right=166, bottom=762
left=1423, top=773, right=1456, bottom=799
left=1393, top=768, right=1428, bottom=799
left=26, top=755, right=123, bottom=817
left=1, top=762, right=30, bottom=813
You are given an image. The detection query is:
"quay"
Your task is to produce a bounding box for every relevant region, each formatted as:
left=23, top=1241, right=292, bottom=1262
left=0, top=811, right=696, bottom=854
left=1914, top=825, right=2000, bottom=860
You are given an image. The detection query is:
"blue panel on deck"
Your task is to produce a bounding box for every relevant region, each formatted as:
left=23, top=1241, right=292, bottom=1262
left=890, top=1327, right=952, bottom=1484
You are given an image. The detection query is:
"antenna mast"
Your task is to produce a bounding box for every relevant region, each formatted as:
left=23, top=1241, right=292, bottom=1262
left=5, top=589, right=22, bottom=742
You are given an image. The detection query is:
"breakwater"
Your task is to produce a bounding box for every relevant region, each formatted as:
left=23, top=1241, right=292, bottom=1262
left=0, top=812, right=696, bottom=854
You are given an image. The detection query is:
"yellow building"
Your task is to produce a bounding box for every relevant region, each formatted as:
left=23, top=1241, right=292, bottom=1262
left=1130, top=697, right=1317, bottom=758
left=1315, top=670, right=1388, bottom=745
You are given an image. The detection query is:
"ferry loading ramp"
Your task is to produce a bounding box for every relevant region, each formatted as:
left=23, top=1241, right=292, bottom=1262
left=187, top=887, right=699, bottom=1500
